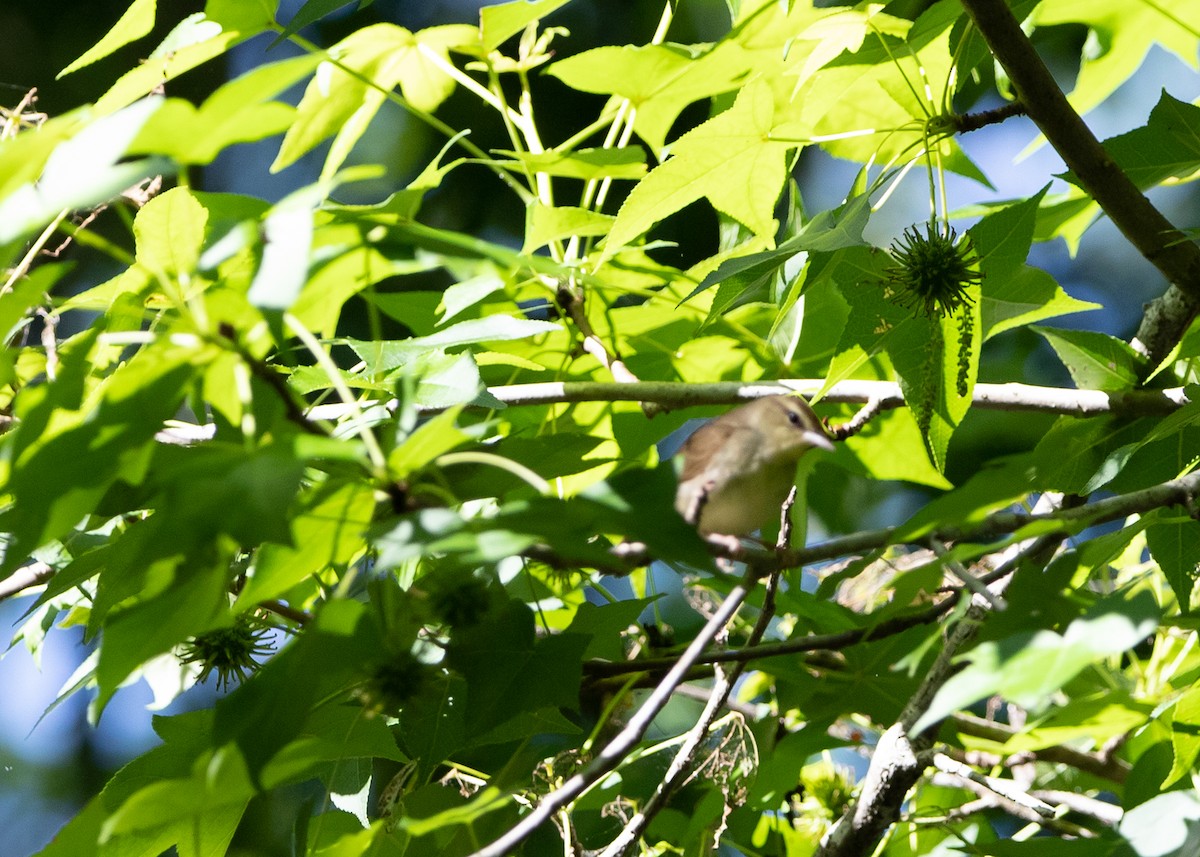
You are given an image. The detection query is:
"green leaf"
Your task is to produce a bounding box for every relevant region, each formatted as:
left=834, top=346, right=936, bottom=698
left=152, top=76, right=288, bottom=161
left=981, top=265, right=1099, bottom=340
left=479, top=0, right=573, bottom=52
left=1119, top=790, right=1200, bottom=857
left=234, top=481, right=375, bottom=609
left=888, top=298, right=980, bottom=473
left=448, top=600, right=588, bottom=732
left=785, top=4, right=990, bottom=186
left=1033, top=326, right=1144, bottom=391
left=247, top=198, right=315, bottom=311
left=440, top=271, right=505, bottom=323
left=1032, top=414, right=1154, bottom=494
left=261, top=705, right=405, bottom=788
left=1086, top=91, right=1200, bottom=189
left=94, top=1, right=276, bottom=114
left=96, top=554, right=229, bottom=712
left=493, top=146, right=647, bottom=180
left=274, top=0, right=370, bottom=47
left=970, top=185, right=1046, bottom=280
left=0, top=262, right=64, bottom=385
left=59, top=0, right=158, bottom=77
left=604, top=79, right=792, bottom=259
left=343, top=316, right=560, bottom=370
left=274, top=23, right=477, bottom=177
left=894, top=455, right=1036, bottom=541
left=1165, top=684, right=1200, bottom=786
left=565, top=598, right=658, bottom=661
left=1148, top=517, right=1200, bottom=614
left=398, top=671, right=467, bottom=778
left=0, top=99, right=175, bottom=246
left=836, top=407, right=954, bottom=490
left=1032, top=0, right=1200, bottom=119
left=292, top=248, right=434, bottom=338
left=101, top=745, right=254, bottom=857
left=31, top=797, right=104, bottom=857
left=389, top=406, right=471, bottom=477
left=913, top=589, right=1159, bottom=733
left=522, top=202, right=615, bottom=253
left=213, top=600, right=384, bottom=776
left=0, top=338, right=204, bottom=577
left=684, top=190, right=871, bottom=310
left=133, top=187, right=209, bottom=283
left=547, top=41, right=752, bottom=153
left=822, top=246, right=914, bottom=395
left=987, top=692, right=1152, bottom=754
left=129, top=55, right=321, bottom=164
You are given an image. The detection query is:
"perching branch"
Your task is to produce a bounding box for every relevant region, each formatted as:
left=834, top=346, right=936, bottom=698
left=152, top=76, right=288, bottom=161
left=580, top=467, right=1200, bottom=589
left=957, top=0, right=1200, bottom=366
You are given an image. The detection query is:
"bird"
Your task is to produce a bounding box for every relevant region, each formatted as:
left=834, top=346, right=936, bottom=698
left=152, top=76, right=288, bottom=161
left=674, top=395, right=834, bottom=536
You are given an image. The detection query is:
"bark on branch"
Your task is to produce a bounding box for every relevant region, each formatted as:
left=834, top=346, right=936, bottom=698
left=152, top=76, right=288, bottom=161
left=957, top=0, right=1200, bottom=366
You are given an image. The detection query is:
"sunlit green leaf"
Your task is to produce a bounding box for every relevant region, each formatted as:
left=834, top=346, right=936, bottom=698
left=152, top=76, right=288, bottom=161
left=1034, top=326, right=1144, bottom=391
left=1032, top=0, right=1200, bottom=119
left=548, top=41, right=752, bottom=153
left=914, top=590, right=1160, bottom=733
left=478, top=0, right=572, bottom=52
left=604, top=80, right=792, bottom=258
left=1148, top=517, right=1200, bottom=614
left=494, top=147, right=647, bottom=180
left=59, top=0, right=158, bottom=78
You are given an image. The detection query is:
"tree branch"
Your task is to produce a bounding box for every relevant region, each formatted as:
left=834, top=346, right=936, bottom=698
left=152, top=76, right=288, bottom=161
left=488, top=379, right=1189, bottom=417
left=468, top=573, right=756, bottom=857
left=815, top=497, right=1065, bottom=857
left=927, top=772, right=1097, bottom=837
left=0, top=561, right=53, bottom=602
left=599, top=572, right=782, bottom=856
left=587, top=468, right=1200, bottom=589
left=953, top=101, right=1027, bottom=133
left=949, top=712, right=1130, bottom=784
left=957, top=0, right=1200, bottom=366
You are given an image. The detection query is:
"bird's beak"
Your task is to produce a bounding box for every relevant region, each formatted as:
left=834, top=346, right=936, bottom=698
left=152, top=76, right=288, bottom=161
left=804, top=430, right=836, bottom=452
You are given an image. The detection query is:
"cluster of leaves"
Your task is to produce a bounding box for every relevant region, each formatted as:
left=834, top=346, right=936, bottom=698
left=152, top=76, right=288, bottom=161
left=3, top=0, right=1200, bottom=856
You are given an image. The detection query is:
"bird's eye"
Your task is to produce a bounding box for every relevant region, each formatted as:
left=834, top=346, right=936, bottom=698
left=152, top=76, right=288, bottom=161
left=787, top=410, right=802, bottom=426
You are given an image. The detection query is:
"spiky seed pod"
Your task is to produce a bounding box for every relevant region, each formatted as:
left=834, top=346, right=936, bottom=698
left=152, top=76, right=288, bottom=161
left=354, top=652, right=427, bottom=716
left=427, top=572, right=493, bottom=629
left=883, top=224, right=982, bottom=318
left=179, top=615, right=274, bottom=691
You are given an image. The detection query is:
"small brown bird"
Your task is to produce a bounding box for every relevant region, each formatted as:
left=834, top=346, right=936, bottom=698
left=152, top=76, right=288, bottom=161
left=674, top=395, right=834, bottom=536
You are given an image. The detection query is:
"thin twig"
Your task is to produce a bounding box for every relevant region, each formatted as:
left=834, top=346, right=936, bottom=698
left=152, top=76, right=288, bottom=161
left=815, top=497, right=1065, bottom=857
left=555, top=282, right=641, bottom=385
left=927, top=772, right=1096, bottom=837
left=259, top=600, right=311, bottom=626
left=953, top=101, right=1027, bottom=133
left=948, top=713, right=1129, bottom=784
left=578, top=469, right=1200, bottom=605
left=931, top=752, right=1054, bottom=817
left=468, top=572, right=756, bottom=857
left=1030, top=789, right=1123, bottom=826
left=830, top=397, right=883, bottom=440
left=599, top=568, right=784, bottom=856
